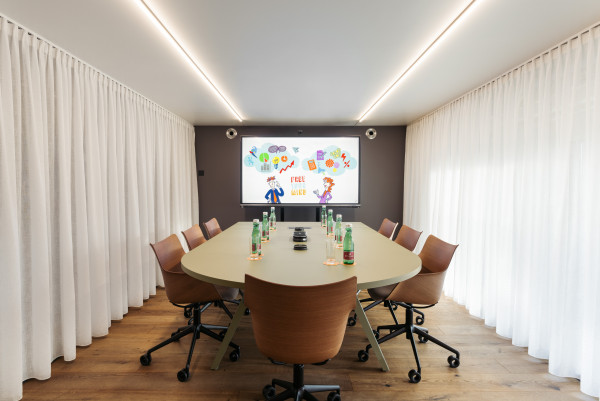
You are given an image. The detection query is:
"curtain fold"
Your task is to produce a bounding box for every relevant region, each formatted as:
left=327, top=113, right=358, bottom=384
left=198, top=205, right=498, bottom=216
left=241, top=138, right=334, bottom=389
left=404, top=24, right=600, bottom=397
left=0, top=17, right=198, bottom=401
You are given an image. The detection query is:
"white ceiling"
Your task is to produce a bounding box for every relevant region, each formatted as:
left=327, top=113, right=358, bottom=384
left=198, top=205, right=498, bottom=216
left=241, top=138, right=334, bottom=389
left=1, top=0, right=600, bottom=126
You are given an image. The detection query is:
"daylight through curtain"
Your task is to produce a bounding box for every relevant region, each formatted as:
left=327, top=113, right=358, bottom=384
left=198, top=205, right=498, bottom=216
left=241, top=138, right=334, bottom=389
left=404, top=23, right=600, bottom=397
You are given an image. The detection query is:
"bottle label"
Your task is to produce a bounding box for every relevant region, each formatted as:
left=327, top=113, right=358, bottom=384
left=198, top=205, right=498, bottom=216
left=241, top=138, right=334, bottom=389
left=343, top=251, right=354, bottom=262
left=252, top=243, right=257, bottom=253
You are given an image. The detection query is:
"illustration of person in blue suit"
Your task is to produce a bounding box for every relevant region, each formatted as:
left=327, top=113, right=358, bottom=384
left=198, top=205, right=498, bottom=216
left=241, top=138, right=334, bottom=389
left=265, top=176, right=284, bottom=203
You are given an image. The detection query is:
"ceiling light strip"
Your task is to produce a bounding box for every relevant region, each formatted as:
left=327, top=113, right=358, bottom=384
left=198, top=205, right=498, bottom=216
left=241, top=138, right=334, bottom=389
left=356, top=0, right=478, bottom=124
left=138, top=0, right=243, bottom=122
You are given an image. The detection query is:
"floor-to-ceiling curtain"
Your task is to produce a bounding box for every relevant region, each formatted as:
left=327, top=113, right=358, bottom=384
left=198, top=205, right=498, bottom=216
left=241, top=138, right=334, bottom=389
left=0, top=17, right=198, bottom=400
left=404, top=23, right=600, bottom=397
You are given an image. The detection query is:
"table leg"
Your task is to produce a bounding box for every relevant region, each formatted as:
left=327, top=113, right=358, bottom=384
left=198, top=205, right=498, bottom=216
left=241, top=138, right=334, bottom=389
left=354, top=297, right=390, bottom=372
left=210, top=299, right=246, bottom=370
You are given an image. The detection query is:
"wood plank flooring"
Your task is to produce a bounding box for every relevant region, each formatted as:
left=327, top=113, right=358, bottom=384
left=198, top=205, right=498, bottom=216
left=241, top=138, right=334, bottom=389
left=22, top=289, right=597, bottom=400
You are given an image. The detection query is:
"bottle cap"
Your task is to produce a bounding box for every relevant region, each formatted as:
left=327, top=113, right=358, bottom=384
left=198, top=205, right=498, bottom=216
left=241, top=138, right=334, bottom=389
left=336, top=214, right=342, bottom=219
left=253, top=219, right=259, bottom=223
left=345, top=223, right=352, bottom=228
left=263, top=211, right=268, bottom=216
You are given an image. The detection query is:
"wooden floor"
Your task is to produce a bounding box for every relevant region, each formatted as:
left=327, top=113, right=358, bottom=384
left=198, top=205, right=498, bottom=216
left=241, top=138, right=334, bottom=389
left=22, top=289, right=596, bottom=401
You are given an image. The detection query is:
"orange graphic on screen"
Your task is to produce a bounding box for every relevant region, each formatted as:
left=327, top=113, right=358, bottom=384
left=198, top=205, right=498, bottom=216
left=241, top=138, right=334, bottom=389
left=307, top=159, right=317, bottom=170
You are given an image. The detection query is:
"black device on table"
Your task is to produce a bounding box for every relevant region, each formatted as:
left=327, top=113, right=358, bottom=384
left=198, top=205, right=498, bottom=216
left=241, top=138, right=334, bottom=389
left=293, top=227, right=308, bottom=250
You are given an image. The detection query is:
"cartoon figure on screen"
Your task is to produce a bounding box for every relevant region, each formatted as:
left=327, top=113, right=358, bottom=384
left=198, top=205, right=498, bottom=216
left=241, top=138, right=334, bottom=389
left=313, top=177, right=335, bottom=204
left=265, top=176, right=284, bottom=203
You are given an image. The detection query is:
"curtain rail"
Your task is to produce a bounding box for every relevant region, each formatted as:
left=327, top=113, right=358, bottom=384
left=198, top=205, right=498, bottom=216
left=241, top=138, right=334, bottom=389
left=0, top=12, right=192, bottom=127
left=410, top=20, right=600, bottom=125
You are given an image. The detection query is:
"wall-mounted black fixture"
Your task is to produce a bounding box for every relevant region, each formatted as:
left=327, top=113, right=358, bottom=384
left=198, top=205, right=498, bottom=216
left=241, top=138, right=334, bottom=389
left=198, top=170, right=204, bottom=176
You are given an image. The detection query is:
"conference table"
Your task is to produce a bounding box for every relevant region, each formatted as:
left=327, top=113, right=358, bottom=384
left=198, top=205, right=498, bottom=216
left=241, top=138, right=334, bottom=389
left=181, top=221, right=421, bottom=372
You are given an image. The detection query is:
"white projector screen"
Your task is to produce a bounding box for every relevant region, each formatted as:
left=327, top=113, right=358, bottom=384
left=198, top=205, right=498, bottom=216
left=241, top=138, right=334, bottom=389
left=241, top=136, right=360, bottom=206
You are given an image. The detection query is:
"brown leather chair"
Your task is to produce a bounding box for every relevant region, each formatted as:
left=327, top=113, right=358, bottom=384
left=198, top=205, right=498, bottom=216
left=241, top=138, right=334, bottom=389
left=181, top=224, right=207, bottom=250
left=183, top=224, right=242, bottom=312
left=140, top=234, right=240, bottom=382
left=358, top=235, right=459, bottom=384
left=202, top=217, right=222, bottom=239
left=245, top=274, right=356, bottom=401
left=377, top=218, right=398, bottom=239
left=394, top=225, right=422, bottom=252
left=348, top=225, right=423, bottom=327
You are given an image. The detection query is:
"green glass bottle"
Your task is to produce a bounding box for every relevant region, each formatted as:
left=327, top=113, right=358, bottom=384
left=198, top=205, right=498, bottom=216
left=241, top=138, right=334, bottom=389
left=262, top=212, right=269, bottom=242
left=269, top=206, right=276, bottom=230
left=251, top=219, right=261, bottom=258
left=335, top=214, right=343, bottom=247
left=326, top=209, right=334, bottom=236
left=343, top=224, right=354, bottom=265
left=321, top=205, right=327, bottom=227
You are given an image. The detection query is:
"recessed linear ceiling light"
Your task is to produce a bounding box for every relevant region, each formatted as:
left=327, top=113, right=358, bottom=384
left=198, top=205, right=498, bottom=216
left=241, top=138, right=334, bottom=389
left=356, top=0, right=480, bottom=124
left=136, top=0, right=244, bottom=122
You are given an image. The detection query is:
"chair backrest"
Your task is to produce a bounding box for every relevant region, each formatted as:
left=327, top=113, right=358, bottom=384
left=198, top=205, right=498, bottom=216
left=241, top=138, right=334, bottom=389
left=244, top=275, right=357, bottom=365
left=182, top=224, right=207, bottom=250
left=419, top=235, right=458, bottom=273
left=394, top=225, right=422, bottom=252
left=387, top=235, right=458, bottom=305
left=150, top=234, right=221, bottom=304
left=378, top=218, right=398, bottom=239
left=203, top=218, right=222, bottom=239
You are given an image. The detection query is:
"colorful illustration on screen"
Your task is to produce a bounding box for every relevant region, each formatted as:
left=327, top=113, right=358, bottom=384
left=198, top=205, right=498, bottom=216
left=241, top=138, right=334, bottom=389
left=302, top=145, right=357, bottom=177
left=313, top=176, right=335, bottom=204
left=244, top=142, right=299, bottom=174
left=264, top=176, right=284, bottom=203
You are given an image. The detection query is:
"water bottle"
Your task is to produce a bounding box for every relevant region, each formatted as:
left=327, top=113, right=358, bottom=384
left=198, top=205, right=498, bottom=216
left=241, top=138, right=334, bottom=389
left=269, top=206, right=276, bottom=230
left=251, top=219, right=261, bottom=259
left=327, top=209, right=334, bottom=237
left=262, top=212, right=269, bottom=242
left=335, top=214, right=343, bottom=247
left=321, top=205, right=327, bottom=227
left=343, top=224, right=354, bottom=265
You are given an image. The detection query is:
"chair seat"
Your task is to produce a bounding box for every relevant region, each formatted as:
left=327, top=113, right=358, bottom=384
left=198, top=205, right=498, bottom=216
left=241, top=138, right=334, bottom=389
left=367, top=284, right=396, bottom=301
left=215, top=285, right=239, bottom=301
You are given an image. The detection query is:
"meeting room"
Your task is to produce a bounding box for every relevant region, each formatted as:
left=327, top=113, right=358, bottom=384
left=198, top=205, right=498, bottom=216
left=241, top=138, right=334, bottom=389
left=1, top=1, right=599, bottom=400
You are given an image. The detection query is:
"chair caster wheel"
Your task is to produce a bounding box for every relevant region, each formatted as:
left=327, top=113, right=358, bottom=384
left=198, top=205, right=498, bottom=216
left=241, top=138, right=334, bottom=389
left=229, top=349, right=240, bottom=362
left=244, top=308, right=250, bottom=315
left=372, top=329, right=380, bottom=340
left=408, top=369, right=421, bottom=383
left=139, top=353, right=151, bottom=366
left=263, top=384, right=276, bottom=400
left=392, top=304, right=398, bottom=311
left=357, top=349, right=369, bottom=362
left=183, top=307, right=192, bottom=319
left=416, top=316, right=425, bottom=325
left=177, top=368, right=189, bottom=382
left=418, top=335, right=428, bottom=343
left=448, top=355, right=460, bottom=368
left=347, top=316, right=356, bottom=327
left=170, top=331, right=180, bottom=341
left=327, top=391, right=341, bottom=401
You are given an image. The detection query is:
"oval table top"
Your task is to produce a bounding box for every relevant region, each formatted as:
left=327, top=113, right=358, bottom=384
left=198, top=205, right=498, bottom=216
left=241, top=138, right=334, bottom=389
left=181, top=221, right=421, bottom=290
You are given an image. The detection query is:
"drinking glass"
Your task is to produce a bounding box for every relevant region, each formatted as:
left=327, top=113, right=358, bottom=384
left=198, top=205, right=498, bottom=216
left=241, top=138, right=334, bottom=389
left=324, top=236, right=338, bottom=265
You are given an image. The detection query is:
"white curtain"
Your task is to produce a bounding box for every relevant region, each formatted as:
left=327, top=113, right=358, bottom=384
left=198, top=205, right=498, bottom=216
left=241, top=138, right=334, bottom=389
left=404, top=23, right=600, bottom=397
left=0, top=17, right=199, bottom=401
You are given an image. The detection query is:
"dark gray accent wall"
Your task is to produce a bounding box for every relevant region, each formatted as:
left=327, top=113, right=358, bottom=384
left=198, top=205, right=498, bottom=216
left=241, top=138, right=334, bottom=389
left=194, top=126, right=406, bottom=232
